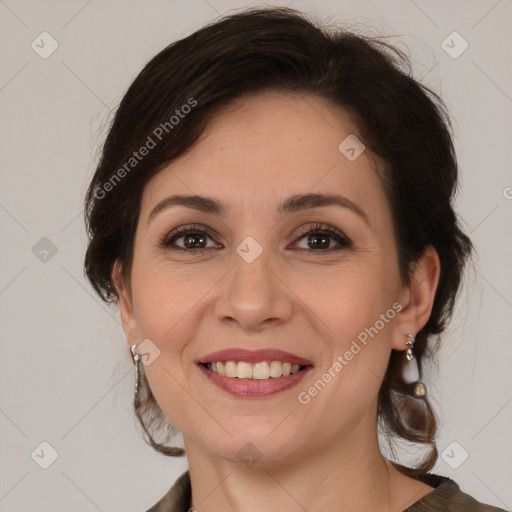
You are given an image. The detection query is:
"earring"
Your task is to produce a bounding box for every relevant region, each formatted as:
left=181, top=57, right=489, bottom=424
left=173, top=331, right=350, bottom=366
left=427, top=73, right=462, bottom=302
left=405, top=333, right=415, bottom=361
left=130, top=344, right=140, bottom=397
left=402, top=334, right=427, bottom=398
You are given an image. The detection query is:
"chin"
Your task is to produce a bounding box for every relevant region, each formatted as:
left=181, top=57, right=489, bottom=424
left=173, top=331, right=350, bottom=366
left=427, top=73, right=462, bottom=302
left=190, top=419, right=305, bottom=467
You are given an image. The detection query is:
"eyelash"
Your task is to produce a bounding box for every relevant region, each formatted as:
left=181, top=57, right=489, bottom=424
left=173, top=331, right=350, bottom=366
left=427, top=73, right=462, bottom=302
left=158, top=223, right=352, bottom=255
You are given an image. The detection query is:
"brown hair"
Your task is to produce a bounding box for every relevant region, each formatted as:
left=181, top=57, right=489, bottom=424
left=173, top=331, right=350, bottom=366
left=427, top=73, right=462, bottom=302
left=84, top=7, right=473, bottom=473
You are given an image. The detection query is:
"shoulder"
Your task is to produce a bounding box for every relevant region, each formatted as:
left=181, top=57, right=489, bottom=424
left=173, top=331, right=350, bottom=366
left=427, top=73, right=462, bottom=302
left=145, top=471, right=191, bottom=512
left=406, top=473, right=508, bottom=512
left=145, top=470, right=508, bottom=512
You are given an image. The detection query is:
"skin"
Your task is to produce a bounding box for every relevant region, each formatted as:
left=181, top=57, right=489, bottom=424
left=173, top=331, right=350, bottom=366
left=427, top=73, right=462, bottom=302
left=113, top=91, right=441, bottom=512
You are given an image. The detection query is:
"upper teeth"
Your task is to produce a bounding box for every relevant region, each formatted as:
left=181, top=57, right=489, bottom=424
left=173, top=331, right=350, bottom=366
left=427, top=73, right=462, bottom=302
left=206, top=361, right=302, bottom=379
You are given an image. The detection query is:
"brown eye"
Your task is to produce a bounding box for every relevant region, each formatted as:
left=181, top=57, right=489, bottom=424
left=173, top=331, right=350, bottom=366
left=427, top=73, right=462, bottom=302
left=182, top=232, right=207, bottom=249
left=160, top=225, right=220, bottom=252
left=305, top=233, right=330, bottom=250
left=294, top=224, right=352, bottom=253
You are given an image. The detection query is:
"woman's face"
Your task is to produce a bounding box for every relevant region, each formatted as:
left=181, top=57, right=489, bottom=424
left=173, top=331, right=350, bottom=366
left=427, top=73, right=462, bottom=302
left=116, top=91, right=418, bottom=465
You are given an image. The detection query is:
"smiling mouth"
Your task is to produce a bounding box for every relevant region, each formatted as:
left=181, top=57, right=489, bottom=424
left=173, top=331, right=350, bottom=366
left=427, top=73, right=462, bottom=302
left=200, top=360, right=309, bottom=380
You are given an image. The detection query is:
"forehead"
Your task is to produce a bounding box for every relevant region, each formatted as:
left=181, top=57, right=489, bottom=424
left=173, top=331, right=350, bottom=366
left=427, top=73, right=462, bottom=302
left=141, top=91, right=387, bottom=222
left=187, top=91, right=360, bottom=167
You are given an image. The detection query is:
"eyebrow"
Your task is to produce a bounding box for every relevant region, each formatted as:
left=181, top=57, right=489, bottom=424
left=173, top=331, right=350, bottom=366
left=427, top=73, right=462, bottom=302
left=147, top=192, right=370, bottom=226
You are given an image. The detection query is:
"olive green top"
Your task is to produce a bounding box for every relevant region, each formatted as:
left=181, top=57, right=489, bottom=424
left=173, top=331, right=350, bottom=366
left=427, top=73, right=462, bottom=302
left=145, top=470, right=507, bottom=511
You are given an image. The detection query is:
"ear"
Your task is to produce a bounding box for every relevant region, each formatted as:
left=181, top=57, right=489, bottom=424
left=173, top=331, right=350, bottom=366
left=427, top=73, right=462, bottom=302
left=391, top=245, right=441, bottom=351
left=112, top=260, right=138, bottom=346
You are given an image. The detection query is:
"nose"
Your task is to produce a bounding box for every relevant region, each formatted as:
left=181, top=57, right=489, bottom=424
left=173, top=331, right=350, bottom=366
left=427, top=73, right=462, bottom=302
left=214, top=249, right=294, bottom=332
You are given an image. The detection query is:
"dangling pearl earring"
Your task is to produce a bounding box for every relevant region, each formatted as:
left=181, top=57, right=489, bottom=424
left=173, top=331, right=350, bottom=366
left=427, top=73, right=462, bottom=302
left=402, top=334, right=427, bottom=398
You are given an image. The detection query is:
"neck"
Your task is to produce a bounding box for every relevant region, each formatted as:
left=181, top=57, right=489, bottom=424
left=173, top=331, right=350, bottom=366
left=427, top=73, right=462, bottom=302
left=184, top=423, right=430, bottom=512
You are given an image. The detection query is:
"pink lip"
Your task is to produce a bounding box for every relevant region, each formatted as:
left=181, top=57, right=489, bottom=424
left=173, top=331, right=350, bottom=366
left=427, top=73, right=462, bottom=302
left=198, top=364, right=313, bottom=398
left=196, top=348, right=313, bottom=366
left=195, top=348, right=314, bottom=398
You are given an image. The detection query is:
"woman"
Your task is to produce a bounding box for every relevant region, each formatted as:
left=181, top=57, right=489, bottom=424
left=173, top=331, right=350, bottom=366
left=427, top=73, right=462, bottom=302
left=84, top=7, right=505, bottom=512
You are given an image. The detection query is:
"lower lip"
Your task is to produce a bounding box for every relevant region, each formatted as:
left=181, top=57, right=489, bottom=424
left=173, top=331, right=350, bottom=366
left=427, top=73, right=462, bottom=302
left=198, top=364, right=312, bottom=398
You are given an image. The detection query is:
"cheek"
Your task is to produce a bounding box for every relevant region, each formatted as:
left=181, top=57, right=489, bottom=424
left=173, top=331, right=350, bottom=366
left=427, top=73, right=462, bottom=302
left=130, top=259, right=209, bottom=345
left=291, top=266, right=397, bottom=397
left=130, top=263, right=207, bottom=430
left=141, top=362, right=200, bottom=438
left=291, top=257, right=397, bottom=337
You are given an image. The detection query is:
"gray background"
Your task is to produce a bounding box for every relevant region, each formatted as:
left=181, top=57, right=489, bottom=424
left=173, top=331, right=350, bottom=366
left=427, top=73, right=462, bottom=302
left=0, top=0, right=511, bottom=510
